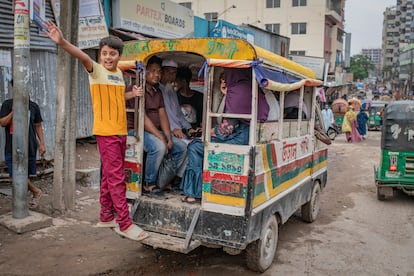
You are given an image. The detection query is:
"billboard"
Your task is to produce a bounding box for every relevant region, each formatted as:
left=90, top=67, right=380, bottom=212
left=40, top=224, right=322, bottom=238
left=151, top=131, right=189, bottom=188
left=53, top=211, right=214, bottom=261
left=50, top=0, right=109, bottom=49
left=290, top=55, right=326, bottom=80
left=112, top=0, right=194, bottom=38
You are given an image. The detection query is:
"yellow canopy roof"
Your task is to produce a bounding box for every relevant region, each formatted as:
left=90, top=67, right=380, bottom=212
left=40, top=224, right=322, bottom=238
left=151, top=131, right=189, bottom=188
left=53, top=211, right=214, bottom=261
left=118, top=38, right=317, bottom=80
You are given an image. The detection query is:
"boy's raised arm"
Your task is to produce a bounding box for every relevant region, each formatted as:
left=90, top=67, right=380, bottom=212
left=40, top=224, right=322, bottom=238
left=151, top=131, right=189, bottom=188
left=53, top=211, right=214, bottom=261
left=44, top=20, right=93, bottom=72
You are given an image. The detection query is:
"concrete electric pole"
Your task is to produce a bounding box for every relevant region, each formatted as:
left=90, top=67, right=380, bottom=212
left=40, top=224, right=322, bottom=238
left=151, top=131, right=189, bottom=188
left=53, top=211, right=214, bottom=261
left=12, top=0, right=31, bottom=219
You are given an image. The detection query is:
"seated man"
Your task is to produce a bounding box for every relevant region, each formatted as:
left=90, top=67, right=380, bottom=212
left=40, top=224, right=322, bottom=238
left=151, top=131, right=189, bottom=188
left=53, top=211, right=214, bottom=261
left=142, top=56, right=187, bottom=199
left=175, top=67, right=204, bottom=130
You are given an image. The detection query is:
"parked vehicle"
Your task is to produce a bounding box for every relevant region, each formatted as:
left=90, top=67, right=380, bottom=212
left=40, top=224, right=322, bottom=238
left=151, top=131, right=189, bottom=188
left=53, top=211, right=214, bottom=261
left=119, top=38, right=328, bottom=272
left=368, top=101, right=388, bottom=130
left=375, top=100, right=414, bottom=200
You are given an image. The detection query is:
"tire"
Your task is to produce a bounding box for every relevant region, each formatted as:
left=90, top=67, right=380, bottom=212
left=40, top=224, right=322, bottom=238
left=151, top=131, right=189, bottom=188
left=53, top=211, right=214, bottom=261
left=377, top=186, right=386, bottom=201
left=246, top=215, right=278, bottom=272
left=327, top=128, right=337, bottom=140
left=301, top=183, right=321, bottom=223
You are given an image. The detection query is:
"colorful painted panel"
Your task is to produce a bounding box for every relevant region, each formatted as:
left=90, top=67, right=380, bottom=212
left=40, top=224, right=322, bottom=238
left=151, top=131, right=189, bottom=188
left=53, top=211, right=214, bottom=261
left=253, top=145, right=328, bottom=208
left=120, top=38, right=255, bottom=63
left=202, top=171, right=248, bottom=207
left=207, top=151, right=245, bottom=175
left=124, top=161, right=142, bottom=193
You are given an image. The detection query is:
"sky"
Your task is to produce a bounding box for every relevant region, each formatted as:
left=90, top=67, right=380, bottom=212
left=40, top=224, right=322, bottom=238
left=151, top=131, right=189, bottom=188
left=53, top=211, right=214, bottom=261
left=345, top=0, right=396, bottom=55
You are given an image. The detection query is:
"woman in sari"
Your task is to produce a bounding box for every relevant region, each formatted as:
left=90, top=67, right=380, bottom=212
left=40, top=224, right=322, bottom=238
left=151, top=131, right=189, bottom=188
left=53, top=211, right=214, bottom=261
left=357, top=107, right=369, bottom=140
left=342, top=106, right=361, bottom=142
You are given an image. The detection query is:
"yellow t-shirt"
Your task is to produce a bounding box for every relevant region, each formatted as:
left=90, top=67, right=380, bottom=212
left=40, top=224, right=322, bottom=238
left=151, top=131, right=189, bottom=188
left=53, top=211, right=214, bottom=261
left=88, top=62, right=127, bottom=136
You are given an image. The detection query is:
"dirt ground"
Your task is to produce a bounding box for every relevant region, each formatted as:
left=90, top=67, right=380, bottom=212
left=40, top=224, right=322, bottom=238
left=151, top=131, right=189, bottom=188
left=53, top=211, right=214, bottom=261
left=0, top=132, right=414, bottom=276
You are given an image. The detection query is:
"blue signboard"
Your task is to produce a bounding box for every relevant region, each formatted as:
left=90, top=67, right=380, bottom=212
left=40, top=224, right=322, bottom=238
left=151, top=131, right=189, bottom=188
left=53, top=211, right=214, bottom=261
left=210, top=20, right=254, bottom=44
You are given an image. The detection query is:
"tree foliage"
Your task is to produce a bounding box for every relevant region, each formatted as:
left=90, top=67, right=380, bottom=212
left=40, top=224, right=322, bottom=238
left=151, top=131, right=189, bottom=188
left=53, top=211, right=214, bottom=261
left=349, top=55, right=375, bottom=81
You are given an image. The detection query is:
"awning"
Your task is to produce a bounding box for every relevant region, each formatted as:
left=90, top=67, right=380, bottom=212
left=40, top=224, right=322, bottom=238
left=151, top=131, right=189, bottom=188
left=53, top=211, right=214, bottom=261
left=252, top=63, right=322, bottom=91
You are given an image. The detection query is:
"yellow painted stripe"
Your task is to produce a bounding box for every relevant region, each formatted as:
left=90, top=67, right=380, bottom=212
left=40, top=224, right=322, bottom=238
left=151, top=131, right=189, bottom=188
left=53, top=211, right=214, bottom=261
left=261, top=145, right=275, bottom=199
left=312, top=160, right=327, bottom=172
left=126, top=182, right=138, bottom=192
left=252, top=168, right=310, bottom=208
left=253, top=192, right=267, bottom=208
left=274, top=168, right=310, bottom=195
left=204, top=193, right=246, bottom=206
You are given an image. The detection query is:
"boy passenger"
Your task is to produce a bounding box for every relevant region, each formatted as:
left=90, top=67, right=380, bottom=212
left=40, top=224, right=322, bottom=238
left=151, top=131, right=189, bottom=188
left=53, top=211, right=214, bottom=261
left=44, top=21, right=148, bottom=241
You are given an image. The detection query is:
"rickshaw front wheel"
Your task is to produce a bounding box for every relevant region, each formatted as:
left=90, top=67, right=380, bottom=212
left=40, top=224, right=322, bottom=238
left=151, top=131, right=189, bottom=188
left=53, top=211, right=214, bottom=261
left=245, top=215, right=278, bottom=272
left=301, top=182, right=321, bottom=223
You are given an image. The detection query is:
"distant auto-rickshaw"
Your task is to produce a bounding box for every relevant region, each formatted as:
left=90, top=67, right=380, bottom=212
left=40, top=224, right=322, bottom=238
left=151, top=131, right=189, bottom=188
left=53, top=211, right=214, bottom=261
left=368, top=101, right=388, bottom=130
left=375, top=100, right=414, bottom=200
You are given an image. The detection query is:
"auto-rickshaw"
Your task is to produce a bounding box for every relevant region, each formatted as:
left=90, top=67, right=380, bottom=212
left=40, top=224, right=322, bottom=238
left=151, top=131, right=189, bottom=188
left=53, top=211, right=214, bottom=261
left=368, top=101, right=388, bottom=130
left=375, top=100, right=414, bottom=200
left=119, top=38, right=327, bottom=272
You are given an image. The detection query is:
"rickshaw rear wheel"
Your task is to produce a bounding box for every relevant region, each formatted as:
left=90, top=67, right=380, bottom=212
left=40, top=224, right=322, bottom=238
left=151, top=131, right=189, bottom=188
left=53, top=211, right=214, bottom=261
left=301, top=183, right=321, bottom=223
left=246, top=215, right=278, bottom=272
left=327, top=128, right=337, bottom=140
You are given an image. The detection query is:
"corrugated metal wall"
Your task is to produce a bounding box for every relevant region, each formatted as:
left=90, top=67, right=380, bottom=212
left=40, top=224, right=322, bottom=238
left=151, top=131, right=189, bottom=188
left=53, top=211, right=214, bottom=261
left=0, top=0, right=95, bottom=162
left=0, top=0, right=58, bottom=51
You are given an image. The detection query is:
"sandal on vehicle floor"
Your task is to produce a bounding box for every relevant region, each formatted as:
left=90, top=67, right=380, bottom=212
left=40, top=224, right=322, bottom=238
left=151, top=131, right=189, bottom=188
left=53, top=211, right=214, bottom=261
left=95, top=219, right=117, bottom=228
left=28, top=191, right=42, bottom=209
left=181, top=196, right=198, bottom=204
left=143, top=187, right=165, bottom=199
left=114, top=224, right=149, bottom=241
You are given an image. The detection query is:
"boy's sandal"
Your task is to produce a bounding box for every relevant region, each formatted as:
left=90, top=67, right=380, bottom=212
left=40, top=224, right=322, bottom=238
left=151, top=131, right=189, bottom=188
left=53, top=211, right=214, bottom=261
left=95, top=219, right=117, bottom=228
left=114, top=225, right=149, bottom=241
left=28, top=191, right=42, bottom=209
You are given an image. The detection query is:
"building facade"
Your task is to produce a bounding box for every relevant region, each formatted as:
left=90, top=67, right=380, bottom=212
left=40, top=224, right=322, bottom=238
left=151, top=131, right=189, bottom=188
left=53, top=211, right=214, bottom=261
left=381, top=6, right=398, bottom=84
left=361, top=48, right=382, bottom=77
left=396, top=0, right=414, bottom=93
left=171, top=0, right=346, bottom=76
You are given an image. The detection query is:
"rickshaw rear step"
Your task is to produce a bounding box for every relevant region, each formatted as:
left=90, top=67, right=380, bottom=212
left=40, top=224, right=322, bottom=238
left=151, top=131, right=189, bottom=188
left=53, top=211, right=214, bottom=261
left=141, top=232, right=201, bottom=254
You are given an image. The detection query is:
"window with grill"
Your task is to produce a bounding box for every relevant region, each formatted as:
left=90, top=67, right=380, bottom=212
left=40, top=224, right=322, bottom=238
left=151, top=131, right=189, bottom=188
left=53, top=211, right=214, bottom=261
left=290, top=50, right=305, bottom=56
left=204, top=12, right=218, bottom=21
left=291, top=23, right=306, bottom=34
left=265, top=23, right=280, bottom=34
left=179, top=2, right=192, bottom=9
left=292, top=0, right=307, bottom=7
left=266, top=0, right=281, bottom=8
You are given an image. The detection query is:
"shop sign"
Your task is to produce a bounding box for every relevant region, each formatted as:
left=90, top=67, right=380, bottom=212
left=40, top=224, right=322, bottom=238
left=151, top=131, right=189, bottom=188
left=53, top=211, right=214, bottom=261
left=112, top=0, right=194, bottom=38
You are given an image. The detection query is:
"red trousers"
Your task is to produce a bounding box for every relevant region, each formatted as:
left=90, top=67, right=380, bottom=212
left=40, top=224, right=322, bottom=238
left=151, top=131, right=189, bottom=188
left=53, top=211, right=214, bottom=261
left=96, top=135, right=132, bottom=231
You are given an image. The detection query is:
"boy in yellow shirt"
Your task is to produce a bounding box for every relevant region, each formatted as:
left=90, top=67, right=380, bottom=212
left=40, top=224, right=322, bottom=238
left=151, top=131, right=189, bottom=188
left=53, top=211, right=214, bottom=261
left=45, top=20, right=148, bottom=241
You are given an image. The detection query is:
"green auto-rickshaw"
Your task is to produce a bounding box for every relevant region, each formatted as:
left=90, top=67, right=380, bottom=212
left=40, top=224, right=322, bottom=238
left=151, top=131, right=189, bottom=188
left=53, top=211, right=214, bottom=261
left=368, top=101, right=388, bottom=131
left=375, top=100, right=414, bottom=200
